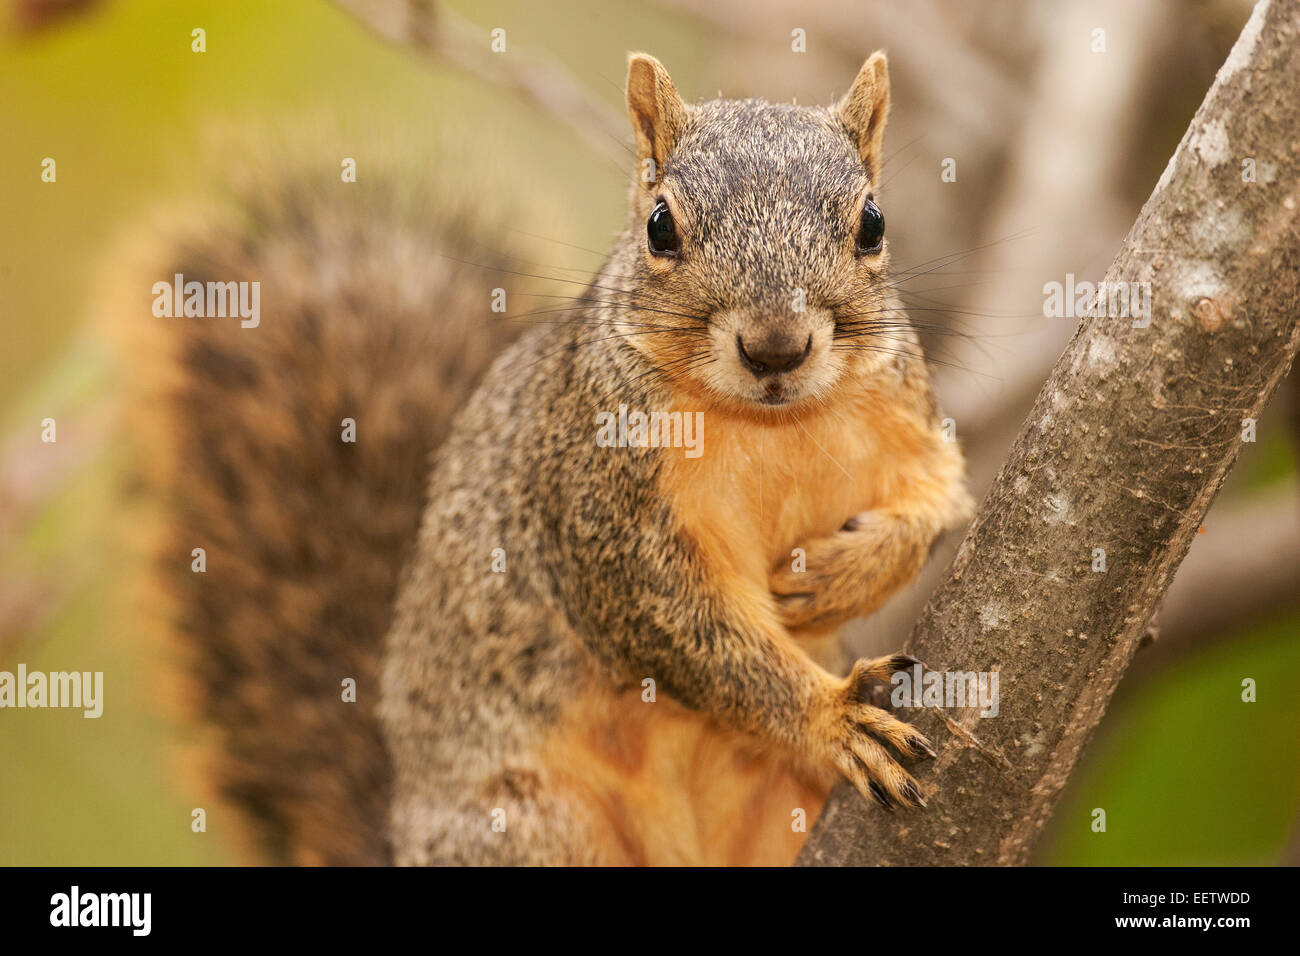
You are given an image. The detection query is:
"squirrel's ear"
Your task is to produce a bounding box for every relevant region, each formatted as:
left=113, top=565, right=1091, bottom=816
left=836, top=51, right=890, bottom=182
left=626, top=53, right=687, bottom=185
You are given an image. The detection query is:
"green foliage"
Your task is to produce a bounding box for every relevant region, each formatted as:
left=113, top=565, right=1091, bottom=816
left=1044, top=611, right=1300, bottom=865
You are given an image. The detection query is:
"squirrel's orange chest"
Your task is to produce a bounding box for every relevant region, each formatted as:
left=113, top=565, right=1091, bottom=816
left=659, top=387, right=920, bottom=588
left=551, top=400, right=915, bottom=863
left=546, top=395, right=932, bottom=865
left=543, top=386, right=941, bottom=865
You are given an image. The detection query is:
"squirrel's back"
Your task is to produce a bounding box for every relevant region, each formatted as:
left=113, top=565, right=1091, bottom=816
left=107, top=146, right=519, bottom=864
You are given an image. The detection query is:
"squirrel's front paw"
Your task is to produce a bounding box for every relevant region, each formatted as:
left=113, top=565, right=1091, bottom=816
left=772, top=510, right=930, bottom=630
left=809, top=655, right=935, bottom=810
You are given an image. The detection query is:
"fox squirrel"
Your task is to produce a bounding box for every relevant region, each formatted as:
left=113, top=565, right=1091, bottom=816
left=116, top=51, right=973, bottom=866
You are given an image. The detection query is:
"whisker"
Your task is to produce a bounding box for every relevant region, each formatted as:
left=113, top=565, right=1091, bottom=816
left=884, top=229, right=1037, bottom=283
left=507, top=292, right=710, bottom=324
left=505, top=228, right=615, bottom=261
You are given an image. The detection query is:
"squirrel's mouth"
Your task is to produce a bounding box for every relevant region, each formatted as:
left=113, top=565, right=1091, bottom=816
left=699, top=318, right=834, bottom=412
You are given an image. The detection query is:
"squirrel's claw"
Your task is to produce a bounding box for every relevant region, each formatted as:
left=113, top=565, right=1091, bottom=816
left=809, top=662, right=934, bottom=812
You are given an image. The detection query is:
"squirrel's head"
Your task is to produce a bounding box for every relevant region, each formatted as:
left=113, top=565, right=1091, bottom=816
left=616, top=51, right=897, bottom=413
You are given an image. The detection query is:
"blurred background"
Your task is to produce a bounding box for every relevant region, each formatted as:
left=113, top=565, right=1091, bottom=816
left=1, top=0, right=1296, bottom=865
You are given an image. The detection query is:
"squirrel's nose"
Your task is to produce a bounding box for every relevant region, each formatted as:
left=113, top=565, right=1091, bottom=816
left=736, top=333, right=812, bottom=376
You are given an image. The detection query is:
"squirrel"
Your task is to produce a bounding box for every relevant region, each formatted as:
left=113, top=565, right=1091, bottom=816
left=115, top=51, right=973, bottom=866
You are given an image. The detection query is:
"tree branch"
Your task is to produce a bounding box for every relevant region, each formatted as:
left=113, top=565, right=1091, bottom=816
left=800, top=0, right=1300, bottom=866
left=328, top=0, right=628, bottom=162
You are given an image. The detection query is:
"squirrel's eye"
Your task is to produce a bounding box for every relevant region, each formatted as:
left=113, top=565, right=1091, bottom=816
left=856, top=199, right=885, bottom=256
left=647, top=201, right=679, bottom=256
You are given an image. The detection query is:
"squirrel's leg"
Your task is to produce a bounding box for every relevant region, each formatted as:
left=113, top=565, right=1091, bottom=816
left=771, top=509, right=942, bottom=631
left=630, top=573, right=935, bottom=810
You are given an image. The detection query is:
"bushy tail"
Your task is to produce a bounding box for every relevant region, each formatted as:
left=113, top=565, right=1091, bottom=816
left=107, top=146, right=518, bottom=864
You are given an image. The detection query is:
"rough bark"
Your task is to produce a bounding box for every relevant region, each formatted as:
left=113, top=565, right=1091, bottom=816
left=800, top=0, right=1300, bottom=866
